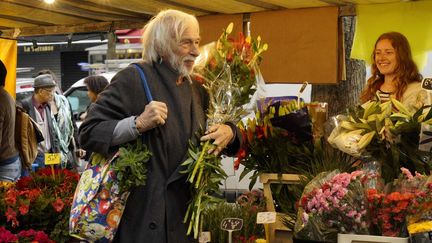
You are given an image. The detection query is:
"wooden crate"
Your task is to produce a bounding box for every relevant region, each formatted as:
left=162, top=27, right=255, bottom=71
left=259, top=173, right=302, bottom=243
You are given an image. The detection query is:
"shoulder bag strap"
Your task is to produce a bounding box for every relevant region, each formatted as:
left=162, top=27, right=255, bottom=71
left=132, top=63, right=153, bottom=102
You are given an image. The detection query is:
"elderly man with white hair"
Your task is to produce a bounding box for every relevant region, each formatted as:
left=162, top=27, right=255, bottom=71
left=79, top=9, right=241, bottom=242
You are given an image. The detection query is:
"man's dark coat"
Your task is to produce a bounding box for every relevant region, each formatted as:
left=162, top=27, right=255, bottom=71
left=79, top=61, right=240, bottom=243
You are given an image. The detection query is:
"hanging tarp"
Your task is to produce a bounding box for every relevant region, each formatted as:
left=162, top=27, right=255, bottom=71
left=0, top=38, right=17, bottom=98
left=351, top=1, right=432, bottom=70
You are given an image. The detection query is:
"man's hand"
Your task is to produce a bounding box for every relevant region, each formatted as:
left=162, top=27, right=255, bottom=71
left=135, top=101, right=168, bottom=133
left=200, top=124, right=234, bottom=155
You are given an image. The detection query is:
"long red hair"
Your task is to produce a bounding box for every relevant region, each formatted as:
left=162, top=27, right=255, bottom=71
left=360, top=32, right=422, bottom=103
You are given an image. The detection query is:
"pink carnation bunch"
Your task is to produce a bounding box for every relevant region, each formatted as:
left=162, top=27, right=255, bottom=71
left=296, top=170, right=369, bottom=242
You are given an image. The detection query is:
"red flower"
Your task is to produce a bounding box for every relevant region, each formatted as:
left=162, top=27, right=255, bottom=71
left=27, top=188, right=42, bottom=201
left=194, top=74, right=205, bottom=85
left=0, top=227, right=18, bottom=242
left=5, top=207, right=18, bottom=226
left=226, top=51, right=233, bottom=62
left=15, top=176, right=32, bottom=189
left=33, top=230, right=53, bottom=242
left=233, top=32, right=245, bottom=53
left=5, top=189, right=18, bottom=205
left=37, top=167, right=55, bottom=177
left=234, top=148, right=247, bottom=170
left=256, top=126, right=265, bottom=139
left=51, top=198, right=64, bottom=212
left=18, top=203, right=29, bottom=215
left=18, top=229, right=36, bottom=238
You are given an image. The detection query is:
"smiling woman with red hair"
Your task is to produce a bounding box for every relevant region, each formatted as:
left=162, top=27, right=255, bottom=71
left=360, top=32, right=430, bottom=111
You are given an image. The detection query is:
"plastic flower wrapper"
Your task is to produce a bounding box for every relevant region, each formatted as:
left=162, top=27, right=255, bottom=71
left=261, top=82, right=313, bottom=144
left=294, top=170, right=369, bottom=242
left=403, top=171, right=432, bottom=240
left=181, top=23, right=268, bottom=239
left=328, top=98, right=432, bottom=183
left=236, top=108, right=310, bottom=189
left=270, top=106, right=312, bottom=144
left=367, top=168, right=427, bottom=237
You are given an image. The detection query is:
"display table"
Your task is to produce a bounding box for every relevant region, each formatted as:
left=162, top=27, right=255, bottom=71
left=259, top=173, right=303, bottom=243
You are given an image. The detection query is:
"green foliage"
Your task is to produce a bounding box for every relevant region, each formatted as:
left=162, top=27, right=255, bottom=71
left=203, top=203, right=243, bottom=243
left=202, top=191, right=266, bottom=243
left=181, top=129, right=227, bottom=239
left=112, top=139, right=151, bottom=192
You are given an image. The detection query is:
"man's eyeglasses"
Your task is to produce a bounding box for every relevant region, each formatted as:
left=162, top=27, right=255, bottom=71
left=41, top=88, right=55, bottom=94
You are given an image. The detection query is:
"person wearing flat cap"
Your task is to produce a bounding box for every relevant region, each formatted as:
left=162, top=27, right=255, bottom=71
left=19, top=74, right=61, bottom=170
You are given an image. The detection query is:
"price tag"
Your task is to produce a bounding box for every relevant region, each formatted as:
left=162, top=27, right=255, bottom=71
left=44, top=153, right=61, bottom=165
left=256, top=212, right=277, bottom=224
left=199, top=231, right=211, bottom=243
left=220, top=218, right=243, bottom=231
left=422, top=78, right=432, bottom=90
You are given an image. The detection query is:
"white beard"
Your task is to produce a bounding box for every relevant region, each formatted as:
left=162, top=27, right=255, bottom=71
left=170, top=55, right=195, bottom=83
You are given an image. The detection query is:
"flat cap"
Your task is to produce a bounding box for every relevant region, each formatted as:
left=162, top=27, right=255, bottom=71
left=33, top=74, right=56, bottom=88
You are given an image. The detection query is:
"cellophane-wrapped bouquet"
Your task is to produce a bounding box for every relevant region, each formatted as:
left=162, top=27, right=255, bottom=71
left=294, top=170, right=370, bottom=242
left=367, top=167, right=432, bottom=238
left=406, top=175, right=432, bottom=242
left=235, top=99, right=310, bottom=189
left=327, top=98, right=432, bottom=183
left=181, top=23, right=268, bottom=239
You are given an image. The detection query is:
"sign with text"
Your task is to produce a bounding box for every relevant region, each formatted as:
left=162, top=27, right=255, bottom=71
left=220, top=218, right=243, bottom=231
left=422, top=78, right=432, bottom=91
left=199, top=231, right=211, bottom=243
left=44, top=153, right=61, bottom=165
left=256, top=212, right=277, bottom=224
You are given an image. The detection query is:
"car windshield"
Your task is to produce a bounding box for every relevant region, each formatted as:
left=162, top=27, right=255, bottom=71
left=66, top=87, right=90, bottom=117
left=16, top=91, right=33, bottom=103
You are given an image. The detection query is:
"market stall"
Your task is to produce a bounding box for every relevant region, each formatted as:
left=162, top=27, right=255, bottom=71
left=2, top=1, right=432, bottom=243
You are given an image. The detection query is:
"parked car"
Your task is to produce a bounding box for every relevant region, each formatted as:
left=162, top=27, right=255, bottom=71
left=16, top=78, right=35, bottom=103
left=64, top=72, right=116, bottom=126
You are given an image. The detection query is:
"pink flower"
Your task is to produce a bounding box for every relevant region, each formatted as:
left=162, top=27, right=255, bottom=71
left=400, top=167, right=413, bottom=180
left=347, top=210, right=356, bottom=218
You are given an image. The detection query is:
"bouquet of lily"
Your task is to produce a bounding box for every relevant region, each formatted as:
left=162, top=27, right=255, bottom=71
left=328, top=98, right=432, bottom=183
left=181, top=23, right=268, bottom=238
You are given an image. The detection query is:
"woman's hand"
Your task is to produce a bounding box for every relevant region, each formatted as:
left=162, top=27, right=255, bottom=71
left=135, top=101, right=168, bottom=133
left=200, top=124, right=234, bottom=155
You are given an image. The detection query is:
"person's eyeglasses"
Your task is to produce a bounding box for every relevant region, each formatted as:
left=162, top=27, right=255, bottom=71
left=41, top=88, right=55, bottom=94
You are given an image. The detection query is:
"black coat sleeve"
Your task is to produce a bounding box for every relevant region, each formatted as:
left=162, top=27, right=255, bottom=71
left=78, top=66, right=147, bottom=156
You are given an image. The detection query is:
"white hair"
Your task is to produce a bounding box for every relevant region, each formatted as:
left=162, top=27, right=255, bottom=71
left=141, top=9, right=199, bottom=65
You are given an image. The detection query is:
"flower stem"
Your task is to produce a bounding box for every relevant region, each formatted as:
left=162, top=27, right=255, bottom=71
left=195, top=166, right=204, bottom=188
left=189, top=140, right=210, bottom=183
